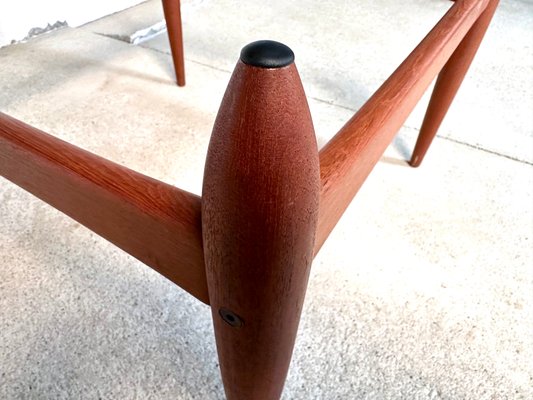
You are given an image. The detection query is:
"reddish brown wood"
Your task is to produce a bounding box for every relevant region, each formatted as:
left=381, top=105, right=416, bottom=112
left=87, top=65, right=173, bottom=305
left=409, top=0, right=499, bottom=167
left=162, top=0, right=186, bottom=86
left=202, top=46, right=320, bottom=399
left=0, top=1, right=500, bottom=397
left=0, top=112, right=208, bottom=303
left=315, top=0, right=492, bottom=254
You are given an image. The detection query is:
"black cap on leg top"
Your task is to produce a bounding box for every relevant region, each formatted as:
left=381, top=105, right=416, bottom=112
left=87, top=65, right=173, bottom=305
left=240, top=40, right=295, bottom=68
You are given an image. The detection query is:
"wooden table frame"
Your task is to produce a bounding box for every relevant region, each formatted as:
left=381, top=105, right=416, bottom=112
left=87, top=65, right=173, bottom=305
left=0, top=0, right=499, bottom=398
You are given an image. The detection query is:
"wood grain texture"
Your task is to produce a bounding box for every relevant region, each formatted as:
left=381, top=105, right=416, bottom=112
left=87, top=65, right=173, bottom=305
left=315, top=0, right=492, bottom=254
left=162, top=0, right=186, bottom=86
left=410, top=0, right=499, bottom=167
left=202, top=59, right=320, bottom=399
left=0, top=112, right=208, bottom=303
left=0, top=1, right=500, bottom=397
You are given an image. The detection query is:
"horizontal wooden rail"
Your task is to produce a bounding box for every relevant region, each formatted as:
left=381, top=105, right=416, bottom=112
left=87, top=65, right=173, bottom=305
left=314, top=0, right=491, bottom=254
left=0, top=112, right=209, bottom=303
left=0, top=0, right=496, bottom=310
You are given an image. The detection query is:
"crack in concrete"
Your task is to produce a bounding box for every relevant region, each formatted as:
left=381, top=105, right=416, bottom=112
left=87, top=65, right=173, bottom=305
left=427, top=135, right=533, bottom=166
left=308, top=96, right=533, bottom=166
left=96, top=32, right=133, bottom=43
left=88, top=30, right=533, bottom=167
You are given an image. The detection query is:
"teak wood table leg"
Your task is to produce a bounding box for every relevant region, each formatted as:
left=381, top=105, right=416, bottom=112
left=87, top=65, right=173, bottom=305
left=161, top=0, right=186, bottom=86
left=201, top=41, right=320, bottom=399
left=409, top=0, right=499, bottom=167
left=0, top=1, right=501, bottom=398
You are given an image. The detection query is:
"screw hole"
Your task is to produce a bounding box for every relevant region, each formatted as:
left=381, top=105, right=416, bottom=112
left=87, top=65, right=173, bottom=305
left=219, top=308, right=243, bottom=328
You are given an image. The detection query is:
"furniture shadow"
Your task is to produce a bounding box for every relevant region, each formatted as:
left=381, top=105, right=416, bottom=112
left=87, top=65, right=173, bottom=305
left=380, top=133, right=414, bottom=166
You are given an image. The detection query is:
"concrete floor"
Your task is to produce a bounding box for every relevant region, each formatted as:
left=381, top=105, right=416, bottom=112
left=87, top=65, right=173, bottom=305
left=1, top=0, right=532, bottom=399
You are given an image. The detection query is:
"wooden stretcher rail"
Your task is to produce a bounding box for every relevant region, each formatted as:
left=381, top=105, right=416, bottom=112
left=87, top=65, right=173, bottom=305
left=0, top=112, right=208, bottom=303
left=315, top=0, right=492, bottom=253
left=0, top=0, right=495, bottom=305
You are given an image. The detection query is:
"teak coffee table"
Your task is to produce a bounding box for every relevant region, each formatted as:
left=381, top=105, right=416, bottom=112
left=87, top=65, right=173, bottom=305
left=0, top=0, right=499, bottom=398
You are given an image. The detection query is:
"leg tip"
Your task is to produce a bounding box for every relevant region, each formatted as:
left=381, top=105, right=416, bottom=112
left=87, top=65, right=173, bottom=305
left=409, top=155, right=422, bottom=168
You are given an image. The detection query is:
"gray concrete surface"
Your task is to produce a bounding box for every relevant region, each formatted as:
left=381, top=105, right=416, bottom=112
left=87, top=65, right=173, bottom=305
left=1, top=0, right=532, bottom=399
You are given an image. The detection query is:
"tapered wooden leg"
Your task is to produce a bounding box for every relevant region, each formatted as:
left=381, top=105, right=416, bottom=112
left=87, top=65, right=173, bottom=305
left=409, top=0, right=499, bottom=167
left=161, top=0, right=185, bottom=86
left=201, top=41, right=320, bottom=399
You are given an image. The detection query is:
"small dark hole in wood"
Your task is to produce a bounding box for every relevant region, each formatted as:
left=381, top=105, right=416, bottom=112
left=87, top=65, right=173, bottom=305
left=219, top=308, right=243, bottom=328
